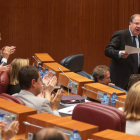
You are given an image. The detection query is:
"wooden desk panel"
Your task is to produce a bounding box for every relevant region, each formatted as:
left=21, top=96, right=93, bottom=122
left=116, top=95, right=126, bottom=108
left=11, top=134, right=27, bottom=140
left=0, top=98, right=37, bottom=134
left=26, top=113, right=98, bottom=140
left=83, top=83, right=126, bottom=102
left=43, top=62, right=70, bottom=79
left=92, top=129, right=140, bottom=140
left=33, top=53, right=55, bottom=67
left=58, top=72, right=93, bottom=96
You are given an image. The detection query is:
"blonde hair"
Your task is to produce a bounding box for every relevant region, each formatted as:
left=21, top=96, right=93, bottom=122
left=9, top=58, right=29, bottom=85
left=123, top=81, right=140, bottom=120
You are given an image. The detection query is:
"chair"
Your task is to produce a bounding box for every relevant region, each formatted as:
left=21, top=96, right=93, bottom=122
left=72, top=102, right=126, bottom=132
left=0, top=93, right=26, bottom=105
left=60, top=54, right=94, bottom=80
left=0, top=71, right=9, bottom=94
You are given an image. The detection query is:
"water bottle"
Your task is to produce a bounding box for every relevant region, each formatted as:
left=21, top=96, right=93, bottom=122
left=111, top=92, right=117, bottom=107
left=44, top=68, right=49, bottom=77
left=0, top=113, right=7, bottom=140
left=101, top=93, right=109, bottom=105
left=70, top=129, right=81, bottom=140
left=39, top=66, right=43, bottom=83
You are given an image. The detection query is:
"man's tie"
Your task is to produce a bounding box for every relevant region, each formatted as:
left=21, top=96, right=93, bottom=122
left=133, top=36, right=138, bottom=74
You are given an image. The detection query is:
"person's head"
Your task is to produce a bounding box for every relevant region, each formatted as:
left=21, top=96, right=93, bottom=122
left=19, top=65, right=41, bottom=96
left=127, top=74, right=140, bottom=91
left=92, top=65, right=111, bottom=85
left=129, top=14, right=140, bottom=36
left=9, top=58, right=29, bottom=85
left=33, top=127, right=68, bottom=140
left=123, top=81, right=140, bottom=120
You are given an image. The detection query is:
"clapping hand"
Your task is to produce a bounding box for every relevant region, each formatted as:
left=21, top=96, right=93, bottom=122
left=0, top=62, right=9, bottom=71
left=1, top=121, right=19, bottom=140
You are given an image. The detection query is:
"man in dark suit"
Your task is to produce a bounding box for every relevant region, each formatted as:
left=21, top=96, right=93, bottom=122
left=105, top=14, right=140, bottom=90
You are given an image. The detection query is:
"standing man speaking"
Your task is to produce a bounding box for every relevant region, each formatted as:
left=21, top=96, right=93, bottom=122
left=105, top=14, right=140, bottom=90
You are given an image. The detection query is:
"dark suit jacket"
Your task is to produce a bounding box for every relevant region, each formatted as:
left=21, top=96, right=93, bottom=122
left=105, top=28, right=140, bottom=90
left=0, top=55, right=7, bottom=66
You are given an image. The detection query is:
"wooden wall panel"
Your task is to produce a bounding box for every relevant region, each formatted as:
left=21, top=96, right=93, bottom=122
left=0, top=0, right=140, bottom=74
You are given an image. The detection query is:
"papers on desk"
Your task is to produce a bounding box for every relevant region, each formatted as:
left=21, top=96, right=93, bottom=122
left=125, top=45, right=140, bottom=54
left=59, top=100, right=91, bottom=115
left=58, top=105, right=77, bottom=115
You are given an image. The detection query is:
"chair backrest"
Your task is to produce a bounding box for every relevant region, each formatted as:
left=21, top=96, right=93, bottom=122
left=60, top=54, right=84, bottom=72
left=60, top=54, right=94, bottom=80
left=72, top=102, right=126, bottom=132
left=0, top=71, right=9, bottom=94
left=0, top=93, right=26, bottom=105
left=0, top=96, right=14, bottom=102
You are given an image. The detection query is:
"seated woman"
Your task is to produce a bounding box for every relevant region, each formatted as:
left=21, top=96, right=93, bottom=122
left=7, top=58, right=29, bottom=95
left=119, top=81, right=140, bottom=136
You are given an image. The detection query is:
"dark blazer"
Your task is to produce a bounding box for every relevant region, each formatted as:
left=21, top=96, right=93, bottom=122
left=0, top=55, right=7, bottom=66
left=105, top=28, right=140, bottom=90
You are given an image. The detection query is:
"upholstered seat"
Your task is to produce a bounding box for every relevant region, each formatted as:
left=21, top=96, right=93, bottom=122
left=72, top=102, right=126, bottom=132
left=0, top=93, right=26, bottom=105
left=0, top=71, right=9, bottom=94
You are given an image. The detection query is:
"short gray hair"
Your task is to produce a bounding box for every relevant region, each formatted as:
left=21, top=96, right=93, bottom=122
left=129, top=14, right=140, bottom=22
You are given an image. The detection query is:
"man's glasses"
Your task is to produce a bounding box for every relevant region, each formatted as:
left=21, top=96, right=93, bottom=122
left=132, top=22, right=140, bottom=26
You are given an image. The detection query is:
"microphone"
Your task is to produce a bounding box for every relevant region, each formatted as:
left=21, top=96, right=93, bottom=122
left=82, top=86, right=110, bottom=101
left=58, top=67, right=75, bottom=95
left=58, top=67, right=73, bottom=83
left=32, top=56, right=41, bottom=67
left=82, top=86, right=102, bottom=95
left=23, top=121, right=43, bottom=129
left=82, top=86, right=124, bottom=103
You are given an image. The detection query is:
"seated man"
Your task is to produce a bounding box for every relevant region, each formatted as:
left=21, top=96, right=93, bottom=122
left=33, top=127, right=68, bottom=140
left=13, top=65, right=63, bottom=116
left=127, top=74, right=140, bottom=91
left=92, top=65, right=127, bottom=93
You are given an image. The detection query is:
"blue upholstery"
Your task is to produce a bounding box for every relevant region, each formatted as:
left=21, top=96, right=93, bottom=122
left=60, top=54, right=94, bottom=80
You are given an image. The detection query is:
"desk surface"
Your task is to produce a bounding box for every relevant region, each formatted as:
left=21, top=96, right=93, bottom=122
left=92, top=129, right=140, bottom=140
left=35, top=53, right=55, bottom=62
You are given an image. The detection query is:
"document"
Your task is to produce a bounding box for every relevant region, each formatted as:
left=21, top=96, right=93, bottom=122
left=59, top=100, right=91, bottom=114
left=125, top=45, right=140, bottom=54
left=58, top=105, right=77, bottom=115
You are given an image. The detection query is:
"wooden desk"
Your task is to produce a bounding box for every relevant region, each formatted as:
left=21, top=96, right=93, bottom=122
left=58, top=72, right=93, bottom=96
left=11, top=134, right=27, bottom=140
left=92, top=129, right=140, bottom=140
left=25, top=113, right=98, bottom=140
left=0, top=98, right=37, bottom=134
left=33, top=53, right=55, bottom=67
left=116, top=95, right=126, bottom=108
left=43, top=62, right=70, bottom=79
left=82, top=83, right=126, bottom=102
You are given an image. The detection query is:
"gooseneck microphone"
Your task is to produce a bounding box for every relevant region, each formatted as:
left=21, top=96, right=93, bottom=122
left=32, top=56, right=41, bottom=67
left=58, top=67, right=74, bottom=95
left=23, top=121, right=43, bottom=129
left=58, top=67, right=73, bottom=82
